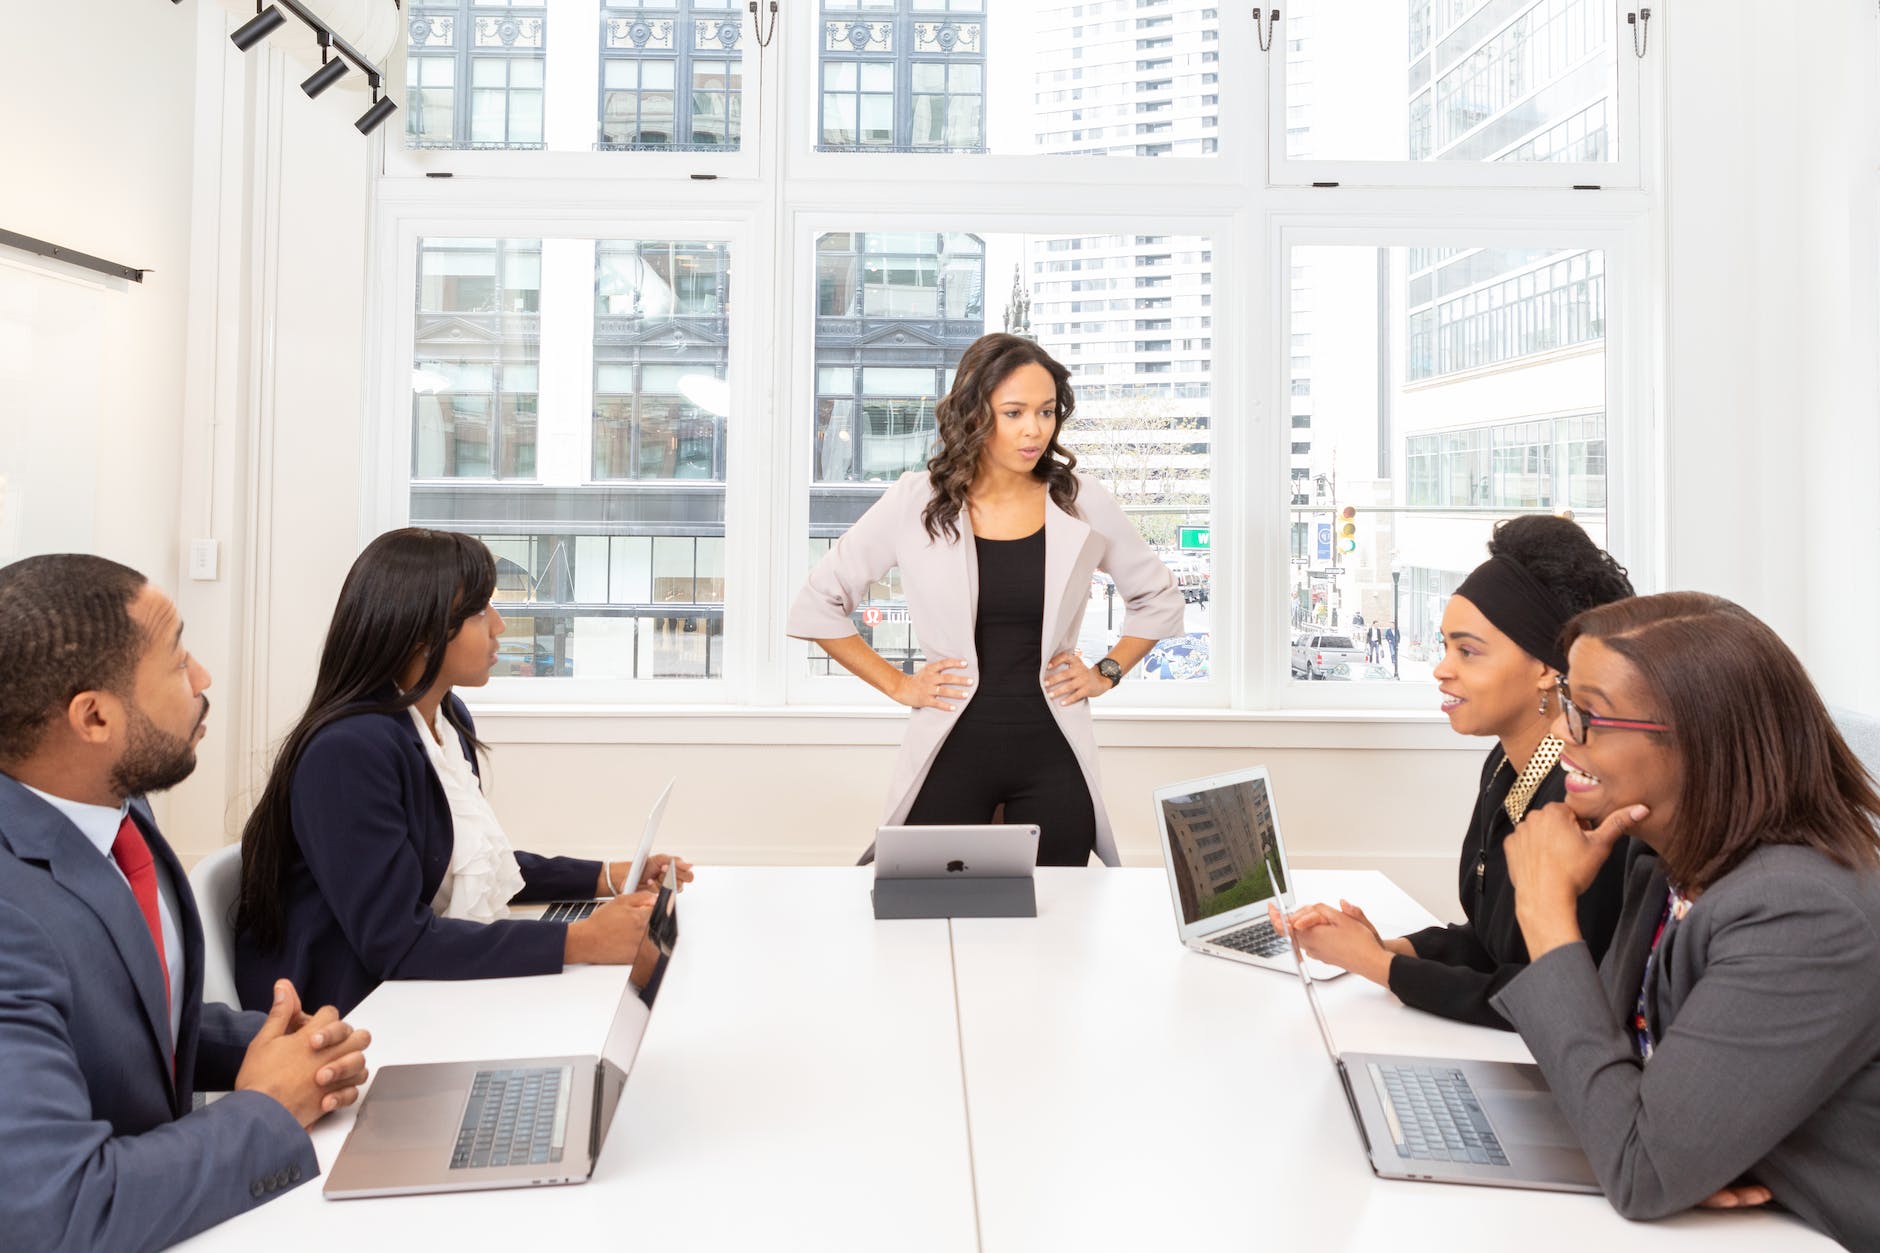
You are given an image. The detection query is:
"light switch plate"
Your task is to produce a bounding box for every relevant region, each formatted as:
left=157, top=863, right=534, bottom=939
left=188, top=538, right=219, bottom=582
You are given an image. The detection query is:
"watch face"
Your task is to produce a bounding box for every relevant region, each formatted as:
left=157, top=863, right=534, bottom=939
left=1097, top=659, right=1123, bottom=683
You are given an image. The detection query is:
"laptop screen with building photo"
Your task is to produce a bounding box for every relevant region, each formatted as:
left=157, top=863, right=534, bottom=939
left=1153, top=766, right=1342, bottom=979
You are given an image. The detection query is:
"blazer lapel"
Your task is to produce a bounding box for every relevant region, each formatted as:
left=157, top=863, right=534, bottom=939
left=1041, top=495, right=1094, bottom=662
left=958, top=505, right=980, bottom=649
left=0, top=779, right=176, bottom=1096
left=1601, top=849, right=1670, bottom=1027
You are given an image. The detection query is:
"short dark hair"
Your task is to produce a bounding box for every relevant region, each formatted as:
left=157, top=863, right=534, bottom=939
left=1563, top=592, right=1880, bottom=890
left=0, top=555, right=151, bottom=762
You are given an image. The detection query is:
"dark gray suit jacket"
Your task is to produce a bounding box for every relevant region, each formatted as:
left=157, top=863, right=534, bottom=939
left=1494, top=839, right=1880, bottom=1249
left=0, top=773, right=318, bottom=1251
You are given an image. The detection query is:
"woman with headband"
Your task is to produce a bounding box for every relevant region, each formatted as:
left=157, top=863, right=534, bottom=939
left=1274, top=516, right=1634, bottom=1028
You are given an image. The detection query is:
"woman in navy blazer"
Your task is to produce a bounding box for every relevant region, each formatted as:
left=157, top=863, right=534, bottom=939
left=233, top=530, right=688, bottom=1016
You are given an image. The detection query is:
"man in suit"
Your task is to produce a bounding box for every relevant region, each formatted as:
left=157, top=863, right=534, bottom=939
left=0, top=554, right=373, bottom=1251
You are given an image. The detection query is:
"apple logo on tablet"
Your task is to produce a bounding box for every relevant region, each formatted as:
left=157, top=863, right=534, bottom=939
left=946, top=860, right=967, bottom=873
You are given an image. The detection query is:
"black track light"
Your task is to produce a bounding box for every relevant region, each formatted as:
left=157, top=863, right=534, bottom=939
left=355, top=88, right=398, bottom=136
left=231, top=5, right=286, bottom=51
left=302, top=53, right=349, bottom=99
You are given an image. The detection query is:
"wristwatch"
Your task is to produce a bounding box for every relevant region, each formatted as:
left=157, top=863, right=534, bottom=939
left=1095, top=657, right=1124, bottom=688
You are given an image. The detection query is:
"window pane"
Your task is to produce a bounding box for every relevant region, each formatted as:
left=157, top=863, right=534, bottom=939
left=817, top=0, right=1219, bottom=158
left=1285, top=0, right=1619, bottom=164
left=591, top=240, right=730, bottom=482
left=406, top=3, right=746, bottom=153
left=810, top=230, right=1213, bottom=681
left=410, top=236, right=731, bottom=683
left=1286, top=243, right=1608, bottom=686
left=414, top=239, right=540, bottom=480
left=597, top=2, right=745, bottom=151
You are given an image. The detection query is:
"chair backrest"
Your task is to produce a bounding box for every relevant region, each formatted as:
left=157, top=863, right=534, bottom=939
left=1832, top=707, right=1880, bottom=789
left=187, top=842, right=244, bottom=1010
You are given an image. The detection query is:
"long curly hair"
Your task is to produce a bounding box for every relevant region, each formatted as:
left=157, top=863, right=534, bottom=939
left=922, top=333, right=1080, bottom=542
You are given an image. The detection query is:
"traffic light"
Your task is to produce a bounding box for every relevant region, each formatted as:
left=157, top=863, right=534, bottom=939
left=1337, top=505, right=1358, bottom=555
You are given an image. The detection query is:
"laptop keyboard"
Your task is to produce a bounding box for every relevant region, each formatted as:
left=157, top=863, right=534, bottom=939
left=449, top=1066, right=573, bottom=1170
left=539, top=900, right=599, bottom=923
left=1209, top=917, right=1288, bottom=958
left=1371, top=1064, right=1508, bottom=1167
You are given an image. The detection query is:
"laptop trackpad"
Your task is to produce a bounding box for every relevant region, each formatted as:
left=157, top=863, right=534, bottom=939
left=352, top=1072, right=467, bottom=1151
left=1483, top=1091, right=1580, bottom=1149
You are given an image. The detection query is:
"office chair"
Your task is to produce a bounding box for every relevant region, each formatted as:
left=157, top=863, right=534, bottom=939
left=187, top=842, right=244, bottom=1010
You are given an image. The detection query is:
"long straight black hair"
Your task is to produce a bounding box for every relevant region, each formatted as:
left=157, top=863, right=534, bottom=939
left=237, top=528, right=498, bottom=951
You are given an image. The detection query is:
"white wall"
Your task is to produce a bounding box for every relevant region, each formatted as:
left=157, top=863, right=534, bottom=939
left=1661, top=2, right=1880, bottom=709
left=0, top=0, right=198, bottom=584
left=11, top=1, right=1878, bottom=928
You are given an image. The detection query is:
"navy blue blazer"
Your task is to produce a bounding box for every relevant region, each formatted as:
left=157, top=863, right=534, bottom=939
left=234, top=695, right=602, bottom=1016
left=0, top=773, right=315, bottom=1251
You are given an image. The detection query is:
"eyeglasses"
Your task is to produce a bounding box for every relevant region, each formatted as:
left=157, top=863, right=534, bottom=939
left=1554, top=675, right=1670, bottom=746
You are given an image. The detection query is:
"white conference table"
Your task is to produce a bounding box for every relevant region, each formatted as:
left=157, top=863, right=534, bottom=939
left=181, top=867, right=978, bottom=1252
left=952, top=868, right=1831, bottom=1252
left=181, top=867, right=1832, bottom=1252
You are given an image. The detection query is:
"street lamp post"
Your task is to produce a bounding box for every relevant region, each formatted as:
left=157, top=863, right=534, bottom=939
left=1390, top=565, right=1402, bottom=680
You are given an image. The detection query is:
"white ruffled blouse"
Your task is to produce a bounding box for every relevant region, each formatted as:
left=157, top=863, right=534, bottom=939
left=411, top=706, right=525, bottom=923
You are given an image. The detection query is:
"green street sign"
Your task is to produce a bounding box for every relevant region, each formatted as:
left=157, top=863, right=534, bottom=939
left=1179, top=526, right=1211, bottom=551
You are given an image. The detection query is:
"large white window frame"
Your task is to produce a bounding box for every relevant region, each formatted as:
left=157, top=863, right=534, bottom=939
left=1267, top=0, right=1647, bottom=190
left=778, top=207, right=1243, bottom=711
left=361, top=5, right=1664, bottom=724
left=365, top=198, right=767, bottom=704
left=1257, top=209, right=1657, bottom=714
left=382, top=0, right=763, bottom=182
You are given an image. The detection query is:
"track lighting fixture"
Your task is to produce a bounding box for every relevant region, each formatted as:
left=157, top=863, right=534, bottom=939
left=189, top=0, right=397, bottom=138
left=355, top=85, right=398, bottom=136
left=301, top=41, right=349, bottom=98
left=230, top=4, right=286, bottom=51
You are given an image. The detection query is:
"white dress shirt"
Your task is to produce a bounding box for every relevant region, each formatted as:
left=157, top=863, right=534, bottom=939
left=411, top=707, right=524, bottom=922
left=27, top=785, right=184, bottom=1048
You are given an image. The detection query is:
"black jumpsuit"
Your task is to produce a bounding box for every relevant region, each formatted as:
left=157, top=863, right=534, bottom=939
left=904, top=527, right=1098, bottom=866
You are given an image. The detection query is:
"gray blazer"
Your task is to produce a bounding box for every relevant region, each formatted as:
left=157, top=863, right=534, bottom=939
left=0, top=773, right=317, bottom=1251
left=1493, top=838, right=1880, bottom=1248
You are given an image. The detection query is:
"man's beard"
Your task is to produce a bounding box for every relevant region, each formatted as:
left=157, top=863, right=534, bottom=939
left=110, top=698, right=207, bottom=797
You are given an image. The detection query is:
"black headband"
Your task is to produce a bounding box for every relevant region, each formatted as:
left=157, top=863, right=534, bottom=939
left=1453, top=555, right=1573, bottom=673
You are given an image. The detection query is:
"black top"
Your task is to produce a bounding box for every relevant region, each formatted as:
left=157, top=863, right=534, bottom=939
left=1387, top=745, right=1631, bottom=1030
left=972, top=527, right=1046, bottom=697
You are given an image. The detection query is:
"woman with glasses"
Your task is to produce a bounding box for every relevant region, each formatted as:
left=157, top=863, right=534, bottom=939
left=1495, top=593, right=1880, bottom=1241
left=1276, top=516, right=1634, bottom=1028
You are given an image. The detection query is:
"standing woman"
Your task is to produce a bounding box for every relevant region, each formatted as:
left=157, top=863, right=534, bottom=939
left=235, top=529, right=687, bottom=1017
left=1498, top=594, right=1880, bottom=1243
left=1278, top=516, right=1634, bottom=1027
left=788, top=333, right=1186, bottom=866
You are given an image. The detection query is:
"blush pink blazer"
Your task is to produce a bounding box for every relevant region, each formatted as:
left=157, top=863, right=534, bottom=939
left=787, top=471, right=1186, bottom=865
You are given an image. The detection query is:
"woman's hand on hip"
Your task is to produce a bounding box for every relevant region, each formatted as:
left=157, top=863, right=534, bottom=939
left=891, top=658, right=973, bottom=712
left=1044, top=651, right=1109, bottom=705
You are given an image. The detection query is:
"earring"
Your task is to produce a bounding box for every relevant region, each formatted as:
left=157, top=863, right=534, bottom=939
left=1538, top=692, right=1549, bottom=715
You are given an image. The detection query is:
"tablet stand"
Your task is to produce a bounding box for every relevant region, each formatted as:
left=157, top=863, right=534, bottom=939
left=871, top=876, right=1038, bottom=920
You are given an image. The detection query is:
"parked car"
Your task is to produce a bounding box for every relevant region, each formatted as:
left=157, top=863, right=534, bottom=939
left=1290, top=632, right=1366, bottom=680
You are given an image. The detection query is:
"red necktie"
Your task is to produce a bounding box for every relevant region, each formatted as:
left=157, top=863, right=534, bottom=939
left=111, top=814, right=172, bottom=1026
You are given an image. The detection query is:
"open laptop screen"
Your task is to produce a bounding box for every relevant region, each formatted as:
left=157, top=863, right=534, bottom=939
left=1157, top=772, right=1291, bottom=927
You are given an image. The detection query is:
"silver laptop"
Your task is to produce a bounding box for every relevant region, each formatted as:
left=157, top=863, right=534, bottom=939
left=874, top=823, right=1040, bottom=878
left=1152, top=766, right=1345, bottom=980
left=324, top=869, right=680, bottom=1199
left=1276, top=898, right=1600, bottom=1193
left=538, top=779, right=675, bottom=923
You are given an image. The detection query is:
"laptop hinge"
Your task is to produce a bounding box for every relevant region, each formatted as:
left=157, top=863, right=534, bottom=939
left=590, top=1059, right=627, bottom=1170
left=1336, top=1061, right=1374, bottom=1154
